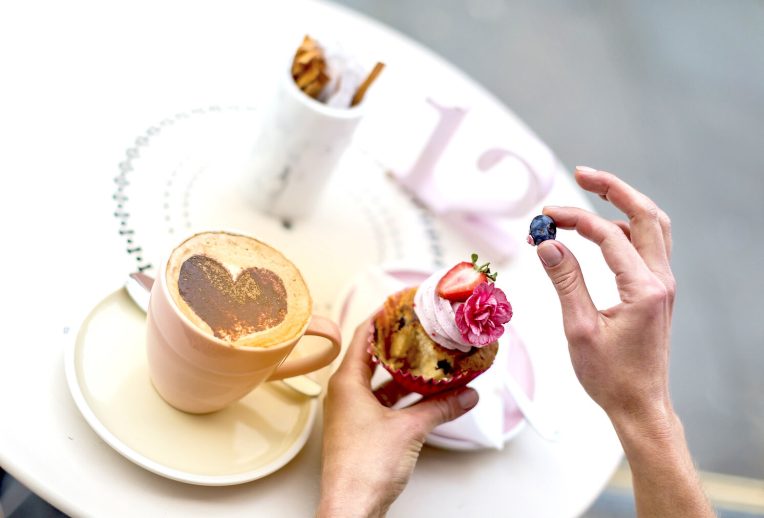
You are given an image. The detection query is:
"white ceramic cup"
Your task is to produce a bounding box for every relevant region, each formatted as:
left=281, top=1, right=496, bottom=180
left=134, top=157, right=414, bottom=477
left=250, top=71, right=365, bottom=221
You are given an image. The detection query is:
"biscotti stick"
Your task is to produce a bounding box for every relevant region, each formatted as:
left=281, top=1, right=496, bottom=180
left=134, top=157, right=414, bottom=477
left=350, top=62, right=385, bottom=106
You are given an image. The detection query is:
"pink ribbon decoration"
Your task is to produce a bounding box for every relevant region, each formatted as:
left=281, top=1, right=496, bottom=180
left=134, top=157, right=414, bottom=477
left=389, top=98, right=556, bottom=261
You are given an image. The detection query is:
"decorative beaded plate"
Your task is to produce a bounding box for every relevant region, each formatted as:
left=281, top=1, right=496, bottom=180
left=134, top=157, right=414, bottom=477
left=111, top=106, right=470, bottom=310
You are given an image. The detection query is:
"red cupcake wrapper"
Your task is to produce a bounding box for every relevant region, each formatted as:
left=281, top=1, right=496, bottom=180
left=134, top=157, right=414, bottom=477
left=366, top=319, right=488, bottom=397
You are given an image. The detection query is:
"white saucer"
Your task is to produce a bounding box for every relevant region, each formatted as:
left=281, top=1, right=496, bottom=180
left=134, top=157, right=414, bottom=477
left=63, top=287, right=318, bottom=486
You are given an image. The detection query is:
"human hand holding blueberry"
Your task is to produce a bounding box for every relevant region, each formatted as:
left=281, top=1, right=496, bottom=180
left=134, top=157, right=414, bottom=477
left=533, top=166, right=675, bottom=423
left=534, top=166, right=714, bottom=517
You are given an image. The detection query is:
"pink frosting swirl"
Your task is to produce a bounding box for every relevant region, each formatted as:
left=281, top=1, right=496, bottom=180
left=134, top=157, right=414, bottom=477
left=413, top=268, right=474, bottom=352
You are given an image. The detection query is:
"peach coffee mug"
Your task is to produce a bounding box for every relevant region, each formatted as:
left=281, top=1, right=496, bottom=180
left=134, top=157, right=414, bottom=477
left=146, top=230, right=341, bottom=413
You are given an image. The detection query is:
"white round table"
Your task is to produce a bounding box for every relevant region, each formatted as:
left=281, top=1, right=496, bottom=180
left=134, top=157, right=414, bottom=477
left=0, top=1, right=622, bottom=516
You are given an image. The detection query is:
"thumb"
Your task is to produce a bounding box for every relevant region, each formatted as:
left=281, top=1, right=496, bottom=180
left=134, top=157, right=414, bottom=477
left=537, top=240, right=598, bottom=329
left=403, top=387, right=479, bottom=433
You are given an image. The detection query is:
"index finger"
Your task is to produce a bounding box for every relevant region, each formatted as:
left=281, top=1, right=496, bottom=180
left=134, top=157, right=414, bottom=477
left=543, top=206, right=653, bottom=298
left=575, top=167, right=670, bottom=275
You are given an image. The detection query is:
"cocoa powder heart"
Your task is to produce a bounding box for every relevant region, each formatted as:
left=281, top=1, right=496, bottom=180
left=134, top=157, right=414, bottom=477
left=178, top=255, right=287, bottom=341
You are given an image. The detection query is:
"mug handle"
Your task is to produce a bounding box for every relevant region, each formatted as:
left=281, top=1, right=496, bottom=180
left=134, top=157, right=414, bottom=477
left=267, top=315, right=342, bottom=380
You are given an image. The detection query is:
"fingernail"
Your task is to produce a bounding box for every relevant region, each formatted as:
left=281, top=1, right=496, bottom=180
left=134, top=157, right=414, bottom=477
left=457, top=389, right=479, bottom=410
left=575, top=165, right=598, bottom=173
left=538, top=241, right=563, bottom=267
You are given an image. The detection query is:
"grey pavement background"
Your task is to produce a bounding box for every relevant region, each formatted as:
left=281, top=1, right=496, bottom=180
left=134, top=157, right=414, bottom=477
left=330, top=0, right=764, bottom=515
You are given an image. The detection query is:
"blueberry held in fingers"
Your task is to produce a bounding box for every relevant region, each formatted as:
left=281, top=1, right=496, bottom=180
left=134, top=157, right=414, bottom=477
left=528, top=215, right=557, bottom=246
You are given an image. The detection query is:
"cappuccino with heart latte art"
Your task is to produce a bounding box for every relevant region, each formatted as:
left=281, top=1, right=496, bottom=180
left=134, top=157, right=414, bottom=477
left=165, top=231, right=312, bottom=348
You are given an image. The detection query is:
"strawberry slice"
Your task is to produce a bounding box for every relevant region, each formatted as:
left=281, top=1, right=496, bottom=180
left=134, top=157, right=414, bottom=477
left=436, top=254, right=497, bottom=302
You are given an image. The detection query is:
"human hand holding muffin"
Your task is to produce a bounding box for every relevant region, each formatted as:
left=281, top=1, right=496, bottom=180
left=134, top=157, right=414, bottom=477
left=319, top=257, right=512, bottom=516
left=318, top=321, right=479, bottom=518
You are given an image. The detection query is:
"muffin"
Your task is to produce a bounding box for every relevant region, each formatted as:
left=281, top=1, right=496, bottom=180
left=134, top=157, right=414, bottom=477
left=370, top=254, right=512, bottom=396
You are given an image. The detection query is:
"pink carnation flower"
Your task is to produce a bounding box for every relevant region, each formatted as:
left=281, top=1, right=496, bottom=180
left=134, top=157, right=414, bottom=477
left=455, top=282, right=512, bottom=346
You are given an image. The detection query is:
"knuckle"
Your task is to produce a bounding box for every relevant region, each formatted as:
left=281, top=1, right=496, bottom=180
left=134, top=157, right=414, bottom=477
left=433, top=398, right=457, bottom=422
left=326, top=373, right=348, bottom=395
left=400, top=415, right=428, bottom=440
left=553, top=268, right=581, bottom=298
left=415, top=396, right=462, bottom=434
left=642, top=280, right=669, bottom=305
left=566, top=319, right=598, bottom=345
left=658, top=209, right=672, bottom=231
left=632, top=200, right=660, bottom=222
left=665, top=276, right=677, bottom=301
left=601, top=171, right=618, bottom=185
left=666, top=275, right=677, bottom=294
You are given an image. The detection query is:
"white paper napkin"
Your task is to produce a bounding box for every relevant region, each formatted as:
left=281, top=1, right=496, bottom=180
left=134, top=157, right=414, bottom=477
left=426, top=343, right=510, bottom=450
left=339, top=266, right=515, bottom=450
left=314, top=39, right=368, bottom=108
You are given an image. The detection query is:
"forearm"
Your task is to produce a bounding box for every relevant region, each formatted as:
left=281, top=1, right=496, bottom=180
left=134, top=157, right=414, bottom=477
left=610, top=405, right=716, bottom=518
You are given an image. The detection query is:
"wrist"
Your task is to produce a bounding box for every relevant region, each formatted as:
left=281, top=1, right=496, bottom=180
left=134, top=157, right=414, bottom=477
left=608, top=399, right=689, bottom=468
left=608, top=400, right=715, bottom=516
left=317, top=472, right=389, bottom=518
left=608, top=397, right=678, bottom=442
